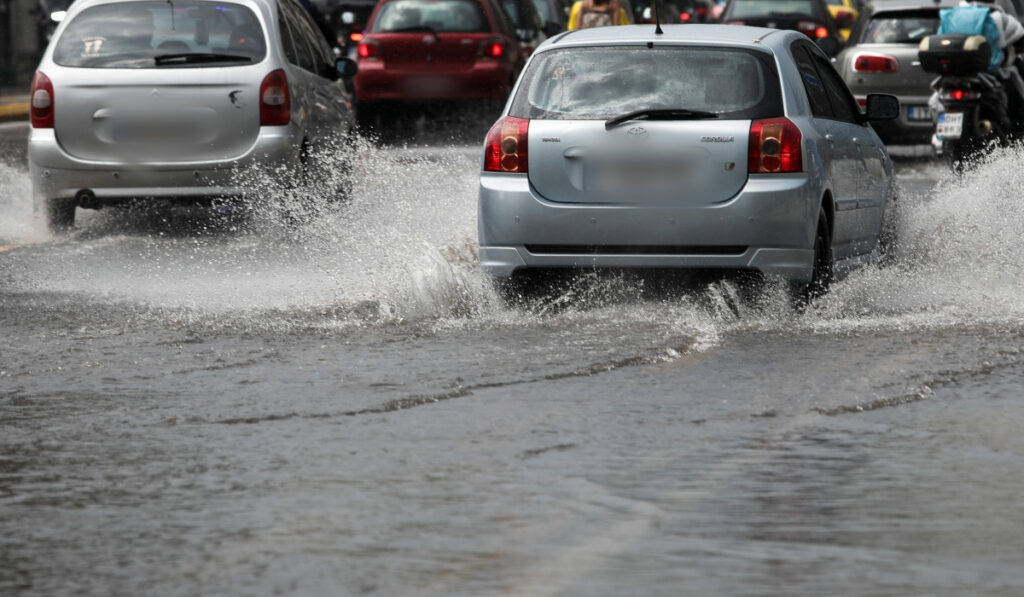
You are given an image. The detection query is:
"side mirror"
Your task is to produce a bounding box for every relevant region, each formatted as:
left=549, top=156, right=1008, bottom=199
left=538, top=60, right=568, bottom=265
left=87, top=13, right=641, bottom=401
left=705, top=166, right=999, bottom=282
left=336, top=57, right=358, bottom=79
left=865, top=93, right=899, bottom=121
left=815, top=35, right=839, bottom=56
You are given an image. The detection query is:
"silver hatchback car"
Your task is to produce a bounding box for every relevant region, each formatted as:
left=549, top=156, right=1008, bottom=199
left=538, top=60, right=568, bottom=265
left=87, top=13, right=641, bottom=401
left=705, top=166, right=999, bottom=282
left=478, top=24, right=899, bottom=299
left=30, top=0, right=358, bottom=230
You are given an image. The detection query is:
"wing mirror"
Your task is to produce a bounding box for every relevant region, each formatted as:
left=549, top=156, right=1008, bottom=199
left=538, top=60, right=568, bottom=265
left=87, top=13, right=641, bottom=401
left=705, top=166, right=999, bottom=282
left=815, top=35, right=839, bottom=56
left=864, top=93, right=899, bottom=121
left=336, top=57, right=358, bottom=79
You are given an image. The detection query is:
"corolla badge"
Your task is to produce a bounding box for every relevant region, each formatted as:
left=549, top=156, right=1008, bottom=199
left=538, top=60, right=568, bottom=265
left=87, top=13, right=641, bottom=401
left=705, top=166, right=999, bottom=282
left=626, top=126, right=647, bottom=136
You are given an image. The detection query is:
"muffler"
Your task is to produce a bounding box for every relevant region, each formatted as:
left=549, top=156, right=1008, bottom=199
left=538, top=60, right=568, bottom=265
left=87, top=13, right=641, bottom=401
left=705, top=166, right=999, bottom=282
left=977, top=119, right=993, bottom=137
left=75, top=189, right=100, bottom=210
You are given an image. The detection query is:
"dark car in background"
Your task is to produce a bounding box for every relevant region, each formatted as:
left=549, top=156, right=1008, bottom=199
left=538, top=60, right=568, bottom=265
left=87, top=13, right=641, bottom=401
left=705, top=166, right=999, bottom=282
left=835, top=0, right=955, bottom=144
left=501, top=0, right=556, bottom=58
left=353, top=0, right=525, bottom=125
left=531, top=0, right=573, bottom=32
left=721, top=0, right=844, bottom=55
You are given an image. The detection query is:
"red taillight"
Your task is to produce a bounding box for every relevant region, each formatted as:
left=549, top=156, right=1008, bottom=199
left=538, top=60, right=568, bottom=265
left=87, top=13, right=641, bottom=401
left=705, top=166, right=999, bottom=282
left=797, top=21, right=829, bottom=38
left=358, top=40, right=378, bottom=59
left=951, top=89, right=967, bottom=100
left=856, top=97, right=867, bottom=107
left=479, top=39, right=504, bottom=59
left=815, top=26, right=829, bottom=38
left=259, top=69, right=290, bottom=126
left=696, top=6, right=707, bottom=16
left=484, top=116, right=529, bottom=173
left=30, top=72, right=54, bottom=129
left=749, top=117, right=802, bottom=174
left=853, top=53, right=899, bottom=72
left=490, top=42, right=503, bottom=57
left=350, top=32, right=364, bottom=42
left=680, top=11, right=692, bottom=21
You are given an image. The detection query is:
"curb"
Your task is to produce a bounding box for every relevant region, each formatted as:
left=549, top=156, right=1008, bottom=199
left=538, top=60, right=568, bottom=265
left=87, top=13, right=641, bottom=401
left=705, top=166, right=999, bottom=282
left=0, top=98, right=30, bottom=123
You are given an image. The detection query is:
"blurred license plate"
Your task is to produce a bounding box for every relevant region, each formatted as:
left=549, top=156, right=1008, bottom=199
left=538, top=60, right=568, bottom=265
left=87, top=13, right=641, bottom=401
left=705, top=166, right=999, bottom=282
left=907, top=106, right=933, bottom=121
left=587, top=161, right=687, bottom=193
left=936, top=112, right=963, bottom=140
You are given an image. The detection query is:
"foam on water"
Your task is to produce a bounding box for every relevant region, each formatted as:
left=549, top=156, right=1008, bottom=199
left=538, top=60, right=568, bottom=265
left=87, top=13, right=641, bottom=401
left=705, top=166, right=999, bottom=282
left=3, top=141, right=1024, bottom=345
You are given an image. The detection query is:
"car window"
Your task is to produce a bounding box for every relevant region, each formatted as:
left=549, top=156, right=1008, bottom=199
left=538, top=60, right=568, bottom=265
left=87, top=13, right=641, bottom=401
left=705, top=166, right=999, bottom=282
left=728, top=0, right=816, bottom=18
left=285, top=0, right=335, bottom=74
left=278, top=8, right=302, bottom=65
left=53, top=0, right=266, bottom=68
left=509, top=46, right=782, bottom=120
left=371, top=0, right=491, bottom=33
left=792, top=44, right=833, bottom=118
left=861, top=11, right=940, bottom=44
left=280, top=1, right=318, bottom=73
left=812, top=52, right=859, bottom=123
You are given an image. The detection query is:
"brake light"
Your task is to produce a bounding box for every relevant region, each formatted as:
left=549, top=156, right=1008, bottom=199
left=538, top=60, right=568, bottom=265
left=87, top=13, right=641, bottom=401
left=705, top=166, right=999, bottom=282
left=749, top=117, right=802, bottom=173
left=30, top=72, right=54, bottom=129
left=350, top=32, right=364, bottom=42
left=680, top=11, right=692, bottom=21
left=484, top=116, right=529, bottom=173
left=259, top=69, right=290, bottom=126
left=358, top=40, right=379, bottom=59
left=853, top=53, right=899, bottom=72
left=943, top=89, right=979, bottom=101
left=479, top=39, right=503, bottom=58
left=815, top=26, right=829, bottom=38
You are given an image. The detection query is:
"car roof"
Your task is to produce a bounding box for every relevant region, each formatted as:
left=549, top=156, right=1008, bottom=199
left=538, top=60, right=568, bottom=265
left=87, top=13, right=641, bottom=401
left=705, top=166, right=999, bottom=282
left=542, top=23, right=797, bottom=51
left=864, top=0, right=958, bottom=12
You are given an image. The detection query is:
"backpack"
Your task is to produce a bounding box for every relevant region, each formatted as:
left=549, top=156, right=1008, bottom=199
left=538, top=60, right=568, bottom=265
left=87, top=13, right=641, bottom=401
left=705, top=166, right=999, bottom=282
left=939, top=6, right=1004, bottom=72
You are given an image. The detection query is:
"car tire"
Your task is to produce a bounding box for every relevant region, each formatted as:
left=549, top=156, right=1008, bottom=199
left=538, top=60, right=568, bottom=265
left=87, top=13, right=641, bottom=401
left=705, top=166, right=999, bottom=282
left=355, top=103, right=379, bottom=133
left=43, top=197, right=76, bottom=232
left=791, top=209, right=833, bottom=308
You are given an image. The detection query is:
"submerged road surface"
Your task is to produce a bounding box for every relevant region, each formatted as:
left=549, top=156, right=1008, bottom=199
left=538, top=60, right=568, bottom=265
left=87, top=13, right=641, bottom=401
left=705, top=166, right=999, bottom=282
left=3, top=123, right=1024, bottom=595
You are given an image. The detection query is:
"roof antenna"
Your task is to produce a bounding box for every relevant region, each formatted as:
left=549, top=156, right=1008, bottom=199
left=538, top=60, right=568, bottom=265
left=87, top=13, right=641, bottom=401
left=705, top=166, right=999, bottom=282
left=654, top=0, right=664, bottom=34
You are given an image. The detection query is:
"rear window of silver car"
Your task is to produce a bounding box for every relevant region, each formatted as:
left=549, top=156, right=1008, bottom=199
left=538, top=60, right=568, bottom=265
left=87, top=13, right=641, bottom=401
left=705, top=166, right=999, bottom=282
left=861, top=10, right=939, bottom=44
left=53, top=1, right=266, bottom=68
left=370, top=0, right=491, bottom=33
left=728, top=0, right=815, bottom=18
left=510, top=46, right=782, bottom=120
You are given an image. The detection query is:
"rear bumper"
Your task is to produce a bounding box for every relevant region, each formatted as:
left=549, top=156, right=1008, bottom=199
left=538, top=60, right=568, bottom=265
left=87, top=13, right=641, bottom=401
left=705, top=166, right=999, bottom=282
left=354, top=60, right=512, bottom=103
left=478, top=172, right=820, bottom=283
left=28, top=125, right=299, bottom=203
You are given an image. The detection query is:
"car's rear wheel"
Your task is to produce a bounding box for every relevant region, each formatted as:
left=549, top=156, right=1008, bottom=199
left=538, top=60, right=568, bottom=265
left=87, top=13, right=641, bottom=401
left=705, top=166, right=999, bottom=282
left=43, top=198, right=75, bottom=232
left=791, top=209, right=833, bottom=308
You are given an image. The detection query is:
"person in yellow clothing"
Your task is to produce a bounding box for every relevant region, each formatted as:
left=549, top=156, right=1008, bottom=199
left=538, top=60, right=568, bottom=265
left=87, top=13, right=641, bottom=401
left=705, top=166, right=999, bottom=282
left=568, top=0, right=630, bottom=29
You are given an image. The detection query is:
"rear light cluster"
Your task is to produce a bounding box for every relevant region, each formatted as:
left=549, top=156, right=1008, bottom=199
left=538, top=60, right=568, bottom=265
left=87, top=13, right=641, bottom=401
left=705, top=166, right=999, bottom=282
left=479, top=39, right=504, bottom=59
left=943, top=89, right=980, bottom=101
left=358, top=39, right=379, bottom=59
left=797, top=21, right=830, bottom=39
left=30, top=72, right=54, bottom=129
left=853, top=53, right=899, bottom=72
left=748, top=117, right=802, bottom=173
left=484, top=116, right=529, bottom=173
left=260, top=69, right=290, bottom=126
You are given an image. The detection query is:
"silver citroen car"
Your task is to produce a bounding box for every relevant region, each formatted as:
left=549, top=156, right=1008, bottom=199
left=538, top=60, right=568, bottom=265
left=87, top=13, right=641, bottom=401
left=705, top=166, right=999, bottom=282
left=29, top=0, right=358, bottom=230
left=478, top=24, right=899, bottom=300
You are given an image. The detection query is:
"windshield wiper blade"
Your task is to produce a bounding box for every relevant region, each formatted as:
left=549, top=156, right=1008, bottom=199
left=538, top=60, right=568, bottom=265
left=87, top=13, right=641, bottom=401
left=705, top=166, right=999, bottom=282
left=605, top=109, right=718, bottom=129
left=154, top=53, right=253, bottom=65
left=390, top=25, right=441, bottom=40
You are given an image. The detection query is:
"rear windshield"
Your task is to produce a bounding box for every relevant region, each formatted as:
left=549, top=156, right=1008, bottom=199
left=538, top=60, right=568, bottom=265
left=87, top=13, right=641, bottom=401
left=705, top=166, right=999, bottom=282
left=53, top=1, right=266, bottom=68
left=728, top=0, right=816, bottom=18
left=371, top=0, right=490, bottom=33
left=509, top=46, right=782, bottom=120
left=861, top=10, right=939, bottom=44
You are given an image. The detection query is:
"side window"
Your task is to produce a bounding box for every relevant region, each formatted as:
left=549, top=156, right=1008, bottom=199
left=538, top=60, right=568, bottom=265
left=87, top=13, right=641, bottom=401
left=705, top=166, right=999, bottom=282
left=287, top=0, right=334, bottom=76
left=278, top=8, right=302, bottom=66
left=812, top=53, right=860, bottom=124
left=281, top=2, right=317, bottom=73
left=792, top=43, right=832, bottom=119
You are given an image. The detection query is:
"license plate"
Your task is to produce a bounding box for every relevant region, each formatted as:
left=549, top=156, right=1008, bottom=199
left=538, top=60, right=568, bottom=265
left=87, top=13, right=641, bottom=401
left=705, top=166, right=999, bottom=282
left=936, top=112, right=963, bottom=140
left=586, top=160, right=688, bottom=193
left=907, top=105, right=933, bottom=121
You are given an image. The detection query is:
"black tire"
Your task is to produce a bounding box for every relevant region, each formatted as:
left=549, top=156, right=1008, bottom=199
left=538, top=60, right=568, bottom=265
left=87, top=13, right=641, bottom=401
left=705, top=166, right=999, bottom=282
left=792, top=209, right=833, bottom=308
left=43, top=197, right=75, bottom=232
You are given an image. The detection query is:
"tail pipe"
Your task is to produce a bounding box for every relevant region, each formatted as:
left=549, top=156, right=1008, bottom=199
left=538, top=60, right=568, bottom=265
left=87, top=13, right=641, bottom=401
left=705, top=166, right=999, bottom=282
left=75, top=189, right=100, bottom=210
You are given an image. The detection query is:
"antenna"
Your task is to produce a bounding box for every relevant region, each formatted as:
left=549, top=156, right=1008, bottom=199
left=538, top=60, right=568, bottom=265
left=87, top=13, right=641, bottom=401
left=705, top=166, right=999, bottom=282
left=654, top=0, right=663, bottom=34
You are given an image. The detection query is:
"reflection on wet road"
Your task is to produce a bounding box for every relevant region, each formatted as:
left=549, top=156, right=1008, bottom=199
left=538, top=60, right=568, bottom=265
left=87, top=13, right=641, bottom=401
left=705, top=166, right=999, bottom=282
left=3, top=124, right=1024, bottom=595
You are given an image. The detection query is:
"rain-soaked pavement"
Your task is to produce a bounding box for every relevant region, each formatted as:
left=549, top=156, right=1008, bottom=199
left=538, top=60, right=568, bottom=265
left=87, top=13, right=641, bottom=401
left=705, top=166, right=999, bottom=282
left=3, top=115, right=1024, bottom=595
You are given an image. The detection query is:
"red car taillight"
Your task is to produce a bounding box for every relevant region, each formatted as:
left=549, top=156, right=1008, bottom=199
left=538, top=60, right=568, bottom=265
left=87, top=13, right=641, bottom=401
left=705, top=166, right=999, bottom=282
left=853, top=53, right=899, bottom=72
left=478, top=39, right=504, bottom=59
left=749, top=117, right=802, bottom=174
left=358, top=39, right=379, bottom=59
left=31, top=72, right=54, bottom=129
left=260, top=69, right=290, bottom=126
left=484, top=116, right=529, bottom=173
left=797, top=20, right=830, bottom=39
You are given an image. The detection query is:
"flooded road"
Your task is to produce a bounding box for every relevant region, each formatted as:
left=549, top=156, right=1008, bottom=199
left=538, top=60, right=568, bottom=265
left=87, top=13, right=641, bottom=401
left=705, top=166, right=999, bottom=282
left=3, top=121, right=1024, bottom=595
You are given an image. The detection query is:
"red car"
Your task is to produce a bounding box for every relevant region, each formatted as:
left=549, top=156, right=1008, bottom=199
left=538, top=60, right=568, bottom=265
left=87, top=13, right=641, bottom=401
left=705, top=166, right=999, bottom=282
left=353, top=0, right=524, bottom=121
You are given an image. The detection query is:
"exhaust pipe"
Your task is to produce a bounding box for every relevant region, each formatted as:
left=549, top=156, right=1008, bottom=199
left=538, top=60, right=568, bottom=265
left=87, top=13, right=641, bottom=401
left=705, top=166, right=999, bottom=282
left=75, top=189, right=100, bottom=210
left=977, top=119, right=993, bottom=137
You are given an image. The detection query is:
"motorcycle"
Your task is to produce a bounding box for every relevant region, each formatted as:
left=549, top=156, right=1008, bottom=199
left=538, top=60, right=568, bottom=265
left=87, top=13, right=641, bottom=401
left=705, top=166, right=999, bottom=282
left=919, top=33, right=1015, bottom=168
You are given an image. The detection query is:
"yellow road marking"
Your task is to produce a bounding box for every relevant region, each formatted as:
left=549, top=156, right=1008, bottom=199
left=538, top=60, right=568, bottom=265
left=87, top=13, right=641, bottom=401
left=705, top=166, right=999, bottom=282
left=0, top=239, right=42, bottom=253
left=0, top=102, right=29, bottom=119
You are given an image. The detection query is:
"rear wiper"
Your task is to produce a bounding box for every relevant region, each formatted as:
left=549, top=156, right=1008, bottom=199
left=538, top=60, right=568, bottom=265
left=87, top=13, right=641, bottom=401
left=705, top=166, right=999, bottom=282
left=605, top=108, right=718, bottom=130
left=154, top=53, right=253, bottom=66
left=389, top=25, right=441, bottom=40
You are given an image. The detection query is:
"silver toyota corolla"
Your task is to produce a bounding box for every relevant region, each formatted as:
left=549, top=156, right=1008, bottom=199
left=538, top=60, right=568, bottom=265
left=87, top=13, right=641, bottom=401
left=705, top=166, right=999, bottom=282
left=29, top=0, right=358, bottom=230
left=478, top=24, right=899, bottom=300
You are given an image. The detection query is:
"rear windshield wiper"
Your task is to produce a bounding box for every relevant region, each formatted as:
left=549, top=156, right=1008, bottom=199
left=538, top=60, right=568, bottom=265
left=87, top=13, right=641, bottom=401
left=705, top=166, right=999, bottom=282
left=154, top=53, right=253, bottom=66
left=388, top=25, right=441, bottom=40
left=605, top=109, right=719, bottom=130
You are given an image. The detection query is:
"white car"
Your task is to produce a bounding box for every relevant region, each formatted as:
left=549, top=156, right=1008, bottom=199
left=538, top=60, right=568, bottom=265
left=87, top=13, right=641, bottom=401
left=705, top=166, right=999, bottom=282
left=30, top=0, right=358, bottom=230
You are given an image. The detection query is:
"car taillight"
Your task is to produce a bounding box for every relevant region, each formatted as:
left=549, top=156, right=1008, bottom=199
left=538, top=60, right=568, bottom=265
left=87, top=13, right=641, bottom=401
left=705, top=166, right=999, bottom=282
left=30, top=72, right=54, bottom=129
left=815, top=26, right=829, bottom=38
left=357, top=39, right=379, bottom=59
left=680, top=11, right=692, bottom=21
left=479, top=39, right=503, bottom=58
left=797, top=21, right=829, bottom=38
left=853, top=53, right=899, bottom=72
left=350, top=32, right=364, bottom=42
left=484, top=116, right=529, bottom=173
left=749, top=117, right=802, bottom=174
left=260, top=69, right=290, bottom=126
left=943, top=89, right=979, bottom=101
